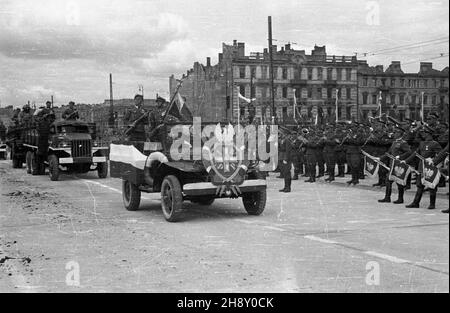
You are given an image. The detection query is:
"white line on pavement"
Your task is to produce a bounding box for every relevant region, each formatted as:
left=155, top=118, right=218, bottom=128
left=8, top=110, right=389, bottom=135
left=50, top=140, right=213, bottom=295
left=304, top=235, right=338, bottom=244
left=364, top=251, right=410, bottom=264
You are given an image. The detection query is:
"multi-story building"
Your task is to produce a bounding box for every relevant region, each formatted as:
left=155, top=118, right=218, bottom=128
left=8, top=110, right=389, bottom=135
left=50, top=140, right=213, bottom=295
left=170, top=41, right=359, bottom=123
left=358, top=61, right=449, bottom=122
left=170, top=40, right=449, bottom=125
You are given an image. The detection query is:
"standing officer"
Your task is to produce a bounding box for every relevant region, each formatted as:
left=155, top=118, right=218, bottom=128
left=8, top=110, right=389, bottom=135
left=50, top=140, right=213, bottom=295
left=279, top=133, right=294, bottom=193
left=404, top=126, right=442, bottom=210
left=315, top=129, right=325, bottom=178
left=304, top=130, right=318, bottom=183
left=346, top=123, right=364, bottom=185
left=378, top=126, right=411, bottom=204
left=323, top=125, right=338, bottom=182
left=334, top=124, right=346, bottom=177
left=124, top=94, right=149, bottom=150
left=62, top=101, right=79, bottom=120
left=19, top=104, right=33, bottom=127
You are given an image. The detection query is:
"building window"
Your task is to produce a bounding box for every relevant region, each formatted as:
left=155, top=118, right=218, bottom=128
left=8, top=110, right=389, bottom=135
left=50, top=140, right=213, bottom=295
left=346, top=106, right=351, bottom=118
left=308, top=68, right=313, bottom=80
left=372, top=78, right=377, bottom=86
left=400, top=79, right=405, bottom=87
left=423, top=80, right=428, bottom=88
left=317, top=68, right=323, bottom=80
left=327, top=68, right=333, bottom=81
left=282, top=68, right=288, bottom=80
left=347, top=88, right=352, bottom=100
left=423, top=94, right=428, bottom=105
left=337, top=68, right=342, bottom=81
left=239, top=67, right=246, bottom=79
left=282, top=87, right=288, bottom=98
left=261, top=66, right=268, bottom=79
left=362, top=77, right=368, bottom=86
left=432, top=95, right=437, bottom=105
left=362, top=92, right=368, bottom=105
left=391, top=79, right=396, bottom=87
left=400, top=94, right=405, bottom=106
left=307, top=88, right=312, bottom=98
left=372, top=94, right=378, bottom=104
left=390, top=94, right=396, bottom=105
left=346, top=69, right=352, bottom=81
left=327, top=88, right=333, bottom=99
left=316, top=88, right=322, bottom=99
left=250, top=67, right=256, bottom=79
left=411, top=95, right=417, bottom=104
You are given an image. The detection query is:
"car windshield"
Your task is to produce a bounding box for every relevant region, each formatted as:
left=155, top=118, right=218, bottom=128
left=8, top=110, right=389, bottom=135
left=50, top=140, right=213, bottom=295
left=58, top=125, right=89, bottom=133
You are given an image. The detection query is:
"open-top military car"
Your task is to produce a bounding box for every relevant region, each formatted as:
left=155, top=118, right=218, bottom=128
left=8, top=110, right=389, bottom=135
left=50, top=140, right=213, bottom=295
left=110, top=122, right=268, bottom=222
left=7, top=119, right=109, bottom=180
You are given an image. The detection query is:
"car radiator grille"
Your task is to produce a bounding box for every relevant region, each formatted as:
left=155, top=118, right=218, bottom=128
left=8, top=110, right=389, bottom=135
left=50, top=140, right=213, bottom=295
left=71, top=140, right=92, bottom=157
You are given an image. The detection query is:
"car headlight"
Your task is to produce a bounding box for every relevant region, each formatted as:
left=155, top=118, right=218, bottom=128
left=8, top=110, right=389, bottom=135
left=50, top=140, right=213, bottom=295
left=58, top=141, right=70, bottom=148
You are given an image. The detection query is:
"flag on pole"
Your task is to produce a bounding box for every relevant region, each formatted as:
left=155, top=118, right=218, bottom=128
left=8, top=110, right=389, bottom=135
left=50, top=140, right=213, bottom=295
left=420, top=92, right=424, bottom=122
left=335, top=89, right=339, bottom=123
left=293, top=89, right=297, bottom=119
left=378, top=91, right=383, bottom=118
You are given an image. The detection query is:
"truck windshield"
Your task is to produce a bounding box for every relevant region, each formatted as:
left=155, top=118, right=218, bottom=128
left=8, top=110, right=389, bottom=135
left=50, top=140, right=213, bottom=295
left=58, top=125, right=89, bottom=133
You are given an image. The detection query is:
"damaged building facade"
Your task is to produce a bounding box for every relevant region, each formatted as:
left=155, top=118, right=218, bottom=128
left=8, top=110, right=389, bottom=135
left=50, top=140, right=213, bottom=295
left=170, top=40, right=449, bottom=123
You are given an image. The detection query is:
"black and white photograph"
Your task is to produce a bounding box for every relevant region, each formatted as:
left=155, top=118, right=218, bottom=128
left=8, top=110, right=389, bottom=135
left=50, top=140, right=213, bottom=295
left=0, top=0, right=448, bottom=298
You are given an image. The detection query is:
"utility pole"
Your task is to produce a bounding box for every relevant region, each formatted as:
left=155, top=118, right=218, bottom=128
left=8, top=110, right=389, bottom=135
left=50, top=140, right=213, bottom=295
left=51, top=95, right=54, bottom=108
left=109, top=73, right=114, bottom=129
left=268, top=16, right=276, bottom=124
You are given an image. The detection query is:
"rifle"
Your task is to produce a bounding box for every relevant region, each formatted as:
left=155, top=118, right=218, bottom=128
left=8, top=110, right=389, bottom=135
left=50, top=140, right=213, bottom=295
left=124, top=109, right=150, bottom=136
left=64, top=110, right=79, bottom=120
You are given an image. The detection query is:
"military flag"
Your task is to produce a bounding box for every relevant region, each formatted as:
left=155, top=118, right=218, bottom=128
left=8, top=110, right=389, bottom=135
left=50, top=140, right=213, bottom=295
left=389, top=159, right=411, bottom=186
left=362, top=150, right=389, bottom=177
left=421, top=160, right=441, bottom=189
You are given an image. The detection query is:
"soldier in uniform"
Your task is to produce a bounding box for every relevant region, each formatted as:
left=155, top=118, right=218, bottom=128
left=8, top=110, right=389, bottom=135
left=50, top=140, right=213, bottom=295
left=315, top=129, right=325, bottom=178
left=19, top=104, right=33, bottom=127
left=432, top=142, right=449, bottom=213
left=279, top=133, right=294, bottom=193
left=148, top=96, right=171, bottom=141
left=323, top=125, right=338, bottom=182
left=62, top=101, right=79, bottom=120
left=346, top=124, right=365, bottom=185
left=404, top=126, right=442, bottom=210
left=378, top=126, right=411, bottom=204
left=304, top=130, right=318, bottom=183
left=334, top=124, right=347, bottom=177
left=11, top=108, right=21, bottom=126
left=123, top=94, right=149, bottom=150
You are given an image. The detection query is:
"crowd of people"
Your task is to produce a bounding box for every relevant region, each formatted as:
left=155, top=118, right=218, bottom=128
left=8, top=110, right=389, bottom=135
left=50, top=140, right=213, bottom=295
left=276, top=112, right=449, bottom=214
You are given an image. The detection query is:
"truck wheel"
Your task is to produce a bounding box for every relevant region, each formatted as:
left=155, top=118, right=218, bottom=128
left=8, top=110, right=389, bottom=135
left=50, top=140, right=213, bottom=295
left=191, top=196, right=215, bottom=206
left=122, top=180, right=141, bottom=211
left=242, top=189, right=266, bottom=216
left=48, top=155, right=59, bottom=181
left=161, top=175, right=183, bottom=222
left=26, top=151, right=33, bottom=174
left=97, top=162, right=108, bottom=179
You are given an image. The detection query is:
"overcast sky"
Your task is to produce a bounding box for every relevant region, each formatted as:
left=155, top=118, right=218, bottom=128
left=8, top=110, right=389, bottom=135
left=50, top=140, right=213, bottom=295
left=0, top=0, right=448, bottom=107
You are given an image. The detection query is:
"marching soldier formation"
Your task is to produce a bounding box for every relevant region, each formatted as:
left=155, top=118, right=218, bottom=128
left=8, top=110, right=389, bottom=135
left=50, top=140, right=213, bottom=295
left=274, top=112, right=449, bottom=214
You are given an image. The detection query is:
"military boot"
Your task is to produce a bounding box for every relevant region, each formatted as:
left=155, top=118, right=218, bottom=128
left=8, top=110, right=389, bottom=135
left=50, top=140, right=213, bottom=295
left=393, top=186, right=405, bottom=204
left=378, top=182, right=392, bottom=203
left=427, top=189, right=437, bottom=210
left=406, top=187, right=424, bottom=208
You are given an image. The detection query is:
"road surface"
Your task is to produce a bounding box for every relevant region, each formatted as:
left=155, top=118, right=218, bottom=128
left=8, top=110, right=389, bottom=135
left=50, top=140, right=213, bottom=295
left=0, top=160, right=448, bottom=292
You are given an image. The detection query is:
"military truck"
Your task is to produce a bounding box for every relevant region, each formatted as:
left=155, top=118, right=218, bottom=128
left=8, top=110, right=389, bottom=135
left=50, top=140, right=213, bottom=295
left=7, top=120, right=109, bottom=180
left=110, top=122, right=269, bottom=222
